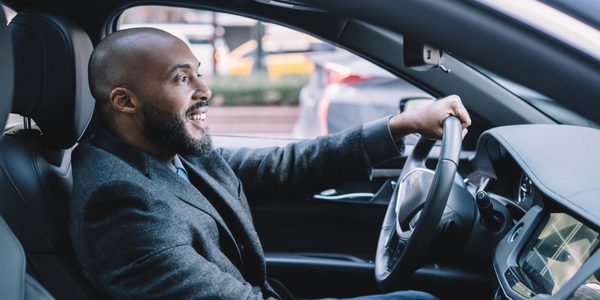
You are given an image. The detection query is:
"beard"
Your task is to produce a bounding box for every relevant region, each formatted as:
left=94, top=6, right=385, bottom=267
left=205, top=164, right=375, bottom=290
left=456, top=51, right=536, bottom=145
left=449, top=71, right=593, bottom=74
left=141, top=101, right=213, bottom=156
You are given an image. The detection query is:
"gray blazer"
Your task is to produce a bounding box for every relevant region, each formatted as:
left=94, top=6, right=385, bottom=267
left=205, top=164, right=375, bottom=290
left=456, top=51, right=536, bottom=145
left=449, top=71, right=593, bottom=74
left=69, top=118, right=401, bottom=299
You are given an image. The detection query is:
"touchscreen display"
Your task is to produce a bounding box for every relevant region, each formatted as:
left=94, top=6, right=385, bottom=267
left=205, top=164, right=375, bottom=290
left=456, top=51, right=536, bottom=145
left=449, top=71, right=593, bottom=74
left=521, top=213, right=599, bottom=295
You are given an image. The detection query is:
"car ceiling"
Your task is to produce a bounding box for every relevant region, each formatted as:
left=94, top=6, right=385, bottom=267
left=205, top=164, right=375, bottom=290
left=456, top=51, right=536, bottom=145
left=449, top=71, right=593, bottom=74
left=6, top=0, right=600, bottom=126
left=4, top=0, right=347, bottom=45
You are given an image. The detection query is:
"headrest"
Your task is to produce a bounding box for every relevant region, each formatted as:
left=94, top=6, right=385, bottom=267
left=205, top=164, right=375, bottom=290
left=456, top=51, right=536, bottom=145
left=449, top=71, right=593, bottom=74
left=10, top=13, right=94, bottom=149
left=0, top=4, right=14, bottom=138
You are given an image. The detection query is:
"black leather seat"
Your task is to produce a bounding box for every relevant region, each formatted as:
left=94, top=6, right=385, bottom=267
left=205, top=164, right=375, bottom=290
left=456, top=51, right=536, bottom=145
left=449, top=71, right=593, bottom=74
left=0, top=12, right=98, bottom=300
left=0, top=217, right=55, bottom=300
left=0, top=5, right=54, bottom=300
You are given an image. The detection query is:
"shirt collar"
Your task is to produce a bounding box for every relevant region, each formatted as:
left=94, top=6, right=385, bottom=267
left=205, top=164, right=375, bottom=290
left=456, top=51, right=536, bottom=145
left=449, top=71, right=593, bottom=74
left=171, top=155, right=186, bottom=173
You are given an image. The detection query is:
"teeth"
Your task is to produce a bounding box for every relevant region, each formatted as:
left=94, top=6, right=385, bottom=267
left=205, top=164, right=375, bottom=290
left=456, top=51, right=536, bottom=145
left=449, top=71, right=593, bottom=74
left=189, top=114, right=205, bottom=121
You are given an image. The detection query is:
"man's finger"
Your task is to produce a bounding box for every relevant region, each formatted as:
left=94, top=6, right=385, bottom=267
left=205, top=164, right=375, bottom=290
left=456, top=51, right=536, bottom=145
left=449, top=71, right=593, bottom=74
left=460, top=109, right=471, bottom=128
left=453, top=100, right=471, bottom=128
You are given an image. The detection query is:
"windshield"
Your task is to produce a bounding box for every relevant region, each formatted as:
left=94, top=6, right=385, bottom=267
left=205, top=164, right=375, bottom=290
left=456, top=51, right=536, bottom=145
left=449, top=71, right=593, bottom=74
left=467, top=63, right=598, bottom=128
left=539, top=0, right=600, bottom=30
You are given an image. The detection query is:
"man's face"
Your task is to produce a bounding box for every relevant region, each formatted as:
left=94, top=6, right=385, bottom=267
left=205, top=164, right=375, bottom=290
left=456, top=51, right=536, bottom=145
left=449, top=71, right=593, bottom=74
left=133, top=35, right=213, bottom=155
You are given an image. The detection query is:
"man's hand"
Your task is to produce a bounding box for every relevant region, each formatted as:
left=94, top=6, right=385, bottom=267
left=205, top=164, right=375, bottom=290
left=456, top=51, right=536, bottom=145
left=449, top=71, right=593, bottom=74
left=389, top=95, right=471, bottom=141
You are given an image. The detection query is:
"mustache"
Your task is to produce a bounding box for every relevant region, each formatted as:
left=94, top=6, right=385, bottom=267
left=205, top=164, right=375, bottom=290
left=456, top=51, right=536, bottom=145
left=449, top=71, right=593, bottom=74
left=185, top=100, right=208, bottom=115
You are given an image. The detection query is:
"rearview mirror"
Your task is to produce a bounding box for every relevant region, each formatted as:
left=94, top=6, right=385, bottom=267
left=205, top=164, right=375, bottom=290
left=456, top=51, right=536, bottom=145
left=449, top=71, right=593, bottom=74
left=403, top=37, right=449, bottom=73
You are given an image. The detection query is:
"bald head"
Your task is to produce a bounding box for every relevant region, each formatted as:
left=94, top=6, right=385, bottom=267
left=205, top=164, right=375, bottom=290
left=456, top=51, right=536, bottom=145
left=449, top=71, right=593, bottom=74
left=88, top=28, right=184, bottom=115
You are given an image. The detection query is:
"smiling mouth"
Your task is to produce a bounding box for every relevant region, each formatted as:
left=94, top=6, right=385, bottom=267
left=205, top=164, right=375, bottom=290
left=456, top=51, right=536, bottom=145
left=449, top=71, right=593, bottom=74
left=187, top=101, right=209, bottom=123
left=189, top=113, right=206, bottom=121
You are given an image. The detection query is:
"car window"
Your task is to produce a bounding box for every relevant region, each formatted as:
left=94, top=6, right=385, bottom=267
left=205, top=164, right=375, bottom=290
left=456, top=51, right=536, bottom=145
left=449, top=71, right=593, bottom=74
left=116, top=6, right=432, bottom=140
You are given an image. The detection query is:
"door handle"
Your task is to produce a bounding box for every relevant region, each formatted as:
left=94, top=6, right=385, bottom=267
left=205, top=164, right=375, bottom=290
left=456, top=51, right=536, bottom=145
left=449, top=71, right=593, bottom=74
left=313, top=192, right=375, bottom=201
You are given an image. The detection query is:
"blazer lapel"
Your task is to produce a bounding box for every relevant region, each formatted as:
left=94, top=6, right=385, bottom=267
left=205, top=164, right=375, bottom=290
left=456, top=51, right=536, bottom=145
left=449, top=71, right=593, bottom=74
left=149, top=160, right=247, bottom=270
left=181, top=153, right=268, bottom=284
left=146, top=158, right=238, bottom=241
left=181, top=153, right=256, bottom=234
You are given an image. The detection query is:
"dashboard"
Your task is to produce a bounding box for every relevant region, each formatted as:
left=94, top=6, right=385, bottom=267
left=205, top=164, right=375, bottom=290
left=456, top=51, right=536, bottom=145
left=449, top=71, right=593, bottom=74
left=468, top=124, right=600, bottom=300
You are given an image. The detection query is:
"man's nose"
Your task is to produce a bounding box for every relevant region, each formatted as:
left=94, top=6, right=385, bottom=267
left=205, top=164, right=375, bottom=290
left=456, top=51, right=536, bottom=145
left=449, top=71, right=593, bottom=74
left=192, top=79, right=212, bottom=101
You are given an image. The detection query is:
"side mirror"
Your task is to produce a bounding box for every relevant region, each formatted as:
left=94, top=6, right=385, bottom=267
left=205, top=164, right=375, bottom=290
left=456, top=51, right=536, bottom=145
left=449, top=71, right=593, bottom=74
left=403, top=36, right=450, bottom=73
left=400, top=97, right=435, bottom=113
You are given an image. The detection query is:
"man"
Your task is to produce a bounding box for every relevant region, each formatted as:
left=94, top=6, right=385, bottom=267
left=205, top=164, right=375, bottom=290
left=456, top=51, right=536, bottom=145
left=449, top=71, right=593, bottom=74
left=69, top=28, right=471, bottom=299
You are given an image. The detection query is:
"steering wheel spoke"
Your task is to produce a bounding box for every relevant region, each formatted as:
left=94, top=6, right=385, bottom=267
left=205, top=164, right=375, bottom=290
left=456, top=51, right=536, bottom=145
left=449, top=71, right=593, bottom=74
left=386, top=237, right=408, bottom=272
left=382, top=225, right=409, bottom=272
left=383, top=225, right=397, bottom=250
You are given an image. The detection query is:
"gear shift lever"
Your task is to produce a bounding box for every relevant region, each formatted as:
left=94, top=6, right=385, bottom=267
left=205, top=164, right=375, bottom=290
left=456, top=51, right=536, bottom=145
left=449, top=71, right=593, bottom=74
left=475, top=191, right=504, bottom=232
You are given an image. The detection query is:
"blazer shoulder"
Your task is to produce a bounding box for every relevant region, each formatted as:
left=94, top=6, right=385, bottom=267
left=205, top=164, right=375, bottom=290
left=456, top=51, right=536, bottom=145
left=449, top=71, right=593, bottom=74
left=73, top=142, right=151, bottom=202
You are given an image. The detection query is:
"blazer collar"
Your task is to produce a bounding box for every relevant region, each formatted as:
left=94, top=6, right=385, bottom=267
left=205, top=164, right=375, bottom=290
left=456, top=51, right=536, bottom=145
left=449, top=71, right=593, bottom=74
left=92, top=128, right=153, bottom=177
left=90, top=129, right=227, bottom=224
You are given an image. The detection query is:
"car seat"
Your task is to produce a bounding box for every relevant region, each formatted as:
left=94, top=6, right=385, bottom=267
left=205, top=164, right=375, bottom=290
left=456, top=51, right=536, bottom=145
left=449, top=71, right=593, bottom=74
left=0, top=12, right=98, bottom=299
left=0, top=216, right=55, bottom=300
left=0, top=5, right=54, bottom=300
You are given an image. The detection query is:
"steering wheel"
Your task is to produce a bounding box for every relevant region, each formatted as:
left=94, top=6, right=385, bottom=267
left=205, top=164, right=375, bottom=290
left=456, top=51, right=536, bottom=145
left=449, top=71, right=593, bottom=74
left=375, top=116, right=463, bottom=290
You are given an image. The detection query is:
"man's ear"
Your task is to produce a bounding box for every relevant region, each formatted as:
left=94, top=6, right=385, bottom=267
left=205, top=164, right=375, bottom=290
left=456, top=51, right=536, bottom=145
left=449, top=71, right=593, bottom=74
left=109, top=87, right=138, bottom=114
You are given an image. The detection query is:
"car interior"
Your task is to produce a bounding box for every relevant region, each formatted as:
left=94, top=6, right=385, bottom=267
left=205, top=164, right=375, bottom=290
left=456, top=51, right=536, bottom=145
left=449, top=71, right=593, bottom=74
left=1, top=1, right=599, bottom=300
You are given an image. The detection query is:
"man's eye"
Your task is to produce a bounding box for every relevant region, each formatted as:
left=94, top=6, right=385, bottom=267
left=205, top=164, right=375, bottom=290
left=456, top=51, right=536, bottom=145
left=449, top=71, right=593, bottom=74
left=196, top=73, right=203, bottom=78
left=176, top=75, right=189, bottom=84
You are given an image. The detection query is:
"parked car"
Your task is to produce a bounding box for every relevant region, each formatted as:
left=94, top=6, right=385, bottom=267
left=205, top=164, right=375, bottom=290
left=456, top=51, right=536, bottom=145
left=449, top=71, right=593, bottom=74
left=1, top=1, right=600, bottom=300
left=294, top=49, right=431, bottom=138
